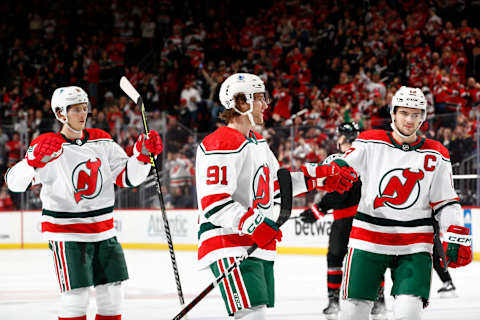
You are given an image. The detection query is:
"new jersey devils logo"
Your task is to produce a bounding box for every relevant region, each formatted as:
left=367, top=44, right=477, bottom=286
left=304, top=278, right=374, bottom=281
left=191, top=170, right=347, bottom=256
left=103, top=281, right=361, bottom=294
left=374, top=168, right=424, bottom=210
left=252, top=164, right=271, bottom=209
left=72, top=158, right=103, bottom=203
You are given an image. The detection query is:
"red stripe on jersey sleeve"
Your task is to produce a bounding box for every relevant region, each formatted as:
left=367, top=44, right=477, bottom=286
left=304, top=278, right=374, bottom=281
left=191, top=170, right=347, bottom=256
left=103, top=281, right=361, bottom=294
left=430, top=197, right=459, bottom=209
left=115, top=168, right=126, bottom=188
left=201, top=193, right=231, bottom=210
left=332, top=205, right=358, bottom=220
left=350, top=226, right=433, bottom=246
left=198, top=234, right=276, bottom=259
left=274, top=180, right=279, bottom=192
left=42, top=219, right=114, bottom=234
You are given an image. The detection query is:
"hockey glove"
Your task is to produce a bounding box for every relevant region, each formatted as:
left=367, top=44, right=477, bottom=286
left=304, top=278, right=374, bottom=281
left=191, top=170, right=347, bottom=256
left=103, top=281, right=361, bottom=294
left=301, top=162, right=358, bottom=192
left=442, top=225, right=473, bottom=268
left=300, top=204, right=325, bottom=223
left=26, top=135, right=64, bottom=168
left=239, top=207, right=282, bottom=248
left=134, top=130, right=163, bottom=164
left=322, top=175, right=353, bottom=194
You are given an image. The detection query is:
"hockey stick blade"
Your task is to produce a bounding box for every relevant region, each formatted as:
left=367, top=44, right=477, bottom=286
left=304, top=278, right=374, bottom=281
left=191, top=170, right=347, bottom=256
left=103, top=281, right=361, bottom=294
left=120, top=76, right=141, bottom=104
left=171, top=169, right=292, bottom=320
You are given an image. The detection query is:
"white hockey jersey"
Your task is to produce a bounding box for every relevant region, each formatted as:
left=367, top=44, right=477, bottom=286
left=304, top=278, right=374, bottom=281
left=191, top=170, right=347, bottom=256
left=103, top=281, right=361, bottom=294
left=196, top=126, right=307, bottom=268
left=343, top=129, right=460, bottom=255
left=5, top=129, right=151, bottom=242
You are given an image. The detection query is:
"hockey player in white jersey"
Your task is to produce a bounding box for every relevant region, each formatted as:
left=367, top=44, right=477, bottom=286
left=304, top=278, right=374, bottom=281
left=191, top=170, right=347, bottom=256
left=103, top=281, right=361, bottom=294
left=195, top=73, right=358, bottom=319
left=5, top=86, right=163, bottom=320
left=323, top=86, right=472, bottom=320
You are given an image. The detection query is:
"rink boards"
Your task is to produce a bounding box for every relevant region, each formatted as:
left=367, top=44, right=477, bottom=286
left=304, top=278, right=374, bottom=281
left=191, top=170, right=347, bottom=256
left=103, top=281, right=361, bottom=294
left=0, top=208, right=479, bottom=260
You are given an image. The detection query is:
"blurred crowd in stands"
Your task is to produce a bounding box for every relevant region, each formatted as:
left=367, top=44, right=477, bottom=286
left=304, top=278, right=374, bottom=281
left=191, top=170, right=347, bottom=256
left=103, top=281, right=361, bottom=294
left=1, top=0, right=479, bottom=209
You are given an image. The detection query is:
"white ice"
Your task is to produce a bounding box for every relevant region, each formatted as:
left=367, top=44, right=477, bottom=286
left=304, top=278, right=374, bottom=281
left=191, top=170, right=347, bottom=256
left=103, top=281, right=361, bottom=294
left=0, top=249, right=479, bottom=320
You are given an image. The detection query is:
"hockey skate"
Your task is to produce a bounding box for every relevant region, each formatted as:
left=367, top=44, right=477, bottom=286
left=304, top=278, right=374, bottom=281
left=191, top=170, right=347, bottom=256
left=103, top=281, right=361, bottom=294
left=370, top=287, right=387, bottom=320
left=323, top=290, right=340, bottom=320
left=438, top=280, right=457, bottom=298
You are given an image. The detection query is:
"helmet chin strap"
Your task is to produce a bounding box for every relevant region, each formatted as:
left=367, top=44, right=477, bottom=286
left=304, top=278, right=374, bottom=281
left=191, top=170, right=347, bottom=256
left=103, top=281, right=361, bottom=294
left=246, top=111, right=256, bottom=127
left=60, top=115, right=83, bottom=135
left=233, top=101, right=256, bottom=127
left=66, top=122, right=83, bottom=135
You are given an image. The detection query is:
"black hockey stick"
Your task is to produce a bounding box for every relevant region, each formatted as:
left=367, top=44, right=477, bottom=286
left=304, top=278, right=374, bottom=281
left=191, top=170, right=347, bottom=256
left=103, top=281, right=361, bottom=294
left=432, top=216, right=449, bottom=272
left=120, top=76, right=186, bottom=306
left=289, top=215, right=302, bottom=220
left=171, top=168, right=293, bottom=320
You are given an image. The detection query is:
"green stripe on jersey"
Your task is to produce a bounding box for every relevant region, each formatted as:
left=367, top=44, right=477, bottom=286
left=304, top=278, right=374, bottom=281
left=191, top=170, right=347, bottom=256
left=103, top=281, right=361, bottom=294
left=198, top=221, right=222, bottom=240
left=51, top=241, right=66, bottom=291
left=433, top=200, right=460, bottom=215
left=205, top=200, right=234, bottom=218
left=124, top=163, right=135, bottom=188
left=386, top=131, right=425, bottom=151
left=43, top=206, right=114, bottom=219
left=355, top=212, right=432, bottom=227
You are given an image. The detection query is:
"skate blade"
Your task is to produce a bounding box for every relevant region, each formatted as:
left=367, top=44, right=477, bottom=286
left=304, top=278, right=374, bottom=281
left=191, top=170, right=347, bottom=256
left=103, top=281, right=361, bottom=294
left=439, top=290, right=457, bottom=298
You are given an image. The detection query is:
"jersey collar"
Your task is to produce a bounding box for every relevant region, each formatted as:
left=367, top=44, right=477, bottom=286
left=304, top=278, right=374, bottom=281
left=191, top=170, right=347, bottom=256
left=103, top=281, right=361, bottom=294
left=60, top=129, right=89, bottom=146
left=387, top=131, right=424, bottom=152
left=247, top=131, right=258, bottom=144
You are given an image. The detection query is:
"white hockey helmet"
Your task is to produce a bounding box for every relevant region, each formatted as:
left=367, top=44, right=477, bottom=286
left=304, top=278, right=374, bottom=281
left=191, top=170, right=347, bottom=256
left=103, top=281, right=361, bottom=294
left=390, top=86, right=427, bottom=138
left=219, top=73, right=266, bottom=110
left=51, top=86, right=89, bottom=123
left=390, top=86, right=427, bottom=121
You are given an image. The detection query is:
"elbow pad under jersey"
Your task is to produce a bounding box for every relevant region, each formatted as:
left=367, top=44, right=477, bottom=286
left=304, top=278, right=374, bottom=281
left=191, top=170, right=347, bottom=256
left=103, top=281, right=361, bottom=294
left=5, top=159, right=36, bottom=192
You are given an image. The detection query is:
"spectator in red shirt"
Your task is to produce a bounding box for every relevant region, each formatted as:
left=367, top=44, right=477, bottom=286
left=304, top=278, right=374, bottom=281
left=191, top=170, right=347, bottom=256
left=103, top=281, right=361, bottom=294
left=5, top=133, right=23, bottom=167
left=0, top=185, right=14, bottom=211
left=86, top=52, right=100, bottom=106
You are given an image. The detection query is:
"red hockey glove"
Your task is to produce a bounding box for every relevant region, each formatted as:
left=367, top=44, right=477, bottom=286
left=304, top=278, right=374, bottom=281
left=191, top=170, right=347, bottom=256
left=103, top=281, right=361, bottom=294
left=239, top=207, right=282, bottom=248
left=302, top=162, right=358, bottom=192
left=322, top=175, right=354, bottom=194
left=134, top=130, right=163, bottom=163
left=300, top=204, right=325, bottom=223
left=302, top=164, right=334, bottom=191
left=442, top=225, right=473, bottom=268
left=26, top=135, right=63, bottom=168
left=332, top=162, right=358, bottom=183
left=301, top=163, right=338, bottom=179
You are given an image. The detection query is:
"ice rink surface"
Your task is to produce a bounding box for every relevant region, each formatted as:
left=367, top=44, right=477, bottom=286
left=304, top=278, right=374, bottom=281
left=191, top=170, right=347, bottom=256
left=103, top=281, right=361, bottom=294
left=1, top=249, right=479, bottom=320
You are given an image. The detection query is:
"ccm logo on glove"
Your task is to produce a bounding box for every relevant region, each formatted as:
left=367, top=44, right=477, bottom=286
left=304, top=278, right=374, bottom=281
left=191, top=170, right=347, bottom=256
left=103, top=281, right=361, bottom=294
left=445, top=233, right=472, bottom=246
